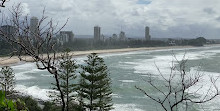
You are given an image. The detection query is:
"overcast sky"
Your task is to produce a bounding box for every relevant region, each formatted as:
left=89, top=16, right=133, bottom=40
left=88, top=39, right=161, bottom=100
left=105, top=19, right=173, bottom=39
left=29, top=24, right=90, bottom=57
left=2, top=0, right=220, bottom=39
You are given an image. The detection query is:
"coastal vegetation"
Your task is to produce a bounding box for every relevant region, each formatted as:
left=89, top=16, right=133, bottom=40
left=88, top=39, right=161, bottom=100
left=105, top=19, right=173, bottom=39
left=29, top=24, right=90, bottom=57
left=49, top=50, right=79, bottom=111
left=0, top=66, right=15, bottom=98
left=0, top=53, right=113, bottom=111
left=78, top=53, right=113, bottom=111
left=0, top=66, right=28, bottom=111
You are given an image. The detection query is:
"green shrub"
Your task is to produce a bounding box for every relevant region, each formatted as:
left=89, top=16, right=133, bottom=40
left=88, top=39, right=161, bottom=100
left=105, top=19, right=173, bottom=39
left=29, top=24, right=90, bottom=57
left=43, top=102, right=61, bottom=111
left=20, top=96, right=42, bottom=111
left=0, top=90, right=16, bottom=111
left=43, top=101, right=82, bottom=111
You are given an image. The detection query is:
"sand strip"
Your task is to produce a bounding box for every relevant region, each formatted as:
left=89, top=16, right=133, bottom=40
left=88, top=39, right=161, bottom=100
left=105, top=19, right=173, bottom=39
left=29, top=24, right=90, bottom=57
left=0, top=45, right=219, bottom=66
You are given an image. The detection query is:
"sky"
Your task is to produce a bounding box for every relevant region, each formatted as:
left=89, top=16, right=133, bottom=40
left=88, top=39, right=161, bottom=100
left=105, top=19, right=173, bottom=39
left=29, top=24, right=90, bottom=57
left=1, top=0, right=220, bottom=39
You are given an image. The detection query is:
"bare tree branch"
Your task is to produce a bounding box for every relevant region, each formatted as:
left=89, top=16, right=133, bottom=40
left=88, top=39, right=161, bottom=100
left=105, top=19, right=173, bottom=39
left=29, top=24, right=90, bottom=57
left=0, top=3, right=68, bottom=111
left=0, top=0, right=8, bottom=7
left=136, top=54, right=219, bottom=111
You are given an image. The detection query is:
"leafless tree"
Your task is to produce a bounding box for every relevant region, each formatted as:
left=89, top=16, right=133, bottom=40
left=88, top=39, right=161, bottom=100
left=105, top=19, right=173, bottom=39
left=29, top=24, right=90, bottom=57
left=0, top=4, right=68, bottom=111
left=135, top=54, right=219, bottom=111
left=0, top=0, right=8, bottom=7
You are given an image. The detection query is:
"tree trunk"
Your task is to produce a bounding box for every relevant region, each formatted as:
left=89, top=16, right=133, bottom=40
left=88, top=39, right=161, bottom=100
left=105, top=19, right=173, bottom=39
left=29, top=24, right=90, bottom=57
left=54, top=72, right=65, bottom=111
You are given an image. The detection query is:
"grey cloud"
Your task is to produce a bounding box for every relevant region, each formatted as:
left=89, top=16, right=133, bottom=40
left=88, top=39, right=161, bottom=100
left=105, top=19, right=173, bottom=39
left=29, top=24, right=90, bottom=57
left=3, top=0, right=220, bottom=39
left=150, top=24, right=220, bottom=39
left=203, top=8, right=215, bottom=14
left=131, top=9, right=141, bottom=16
left=216, top=17, right=220, bottom=22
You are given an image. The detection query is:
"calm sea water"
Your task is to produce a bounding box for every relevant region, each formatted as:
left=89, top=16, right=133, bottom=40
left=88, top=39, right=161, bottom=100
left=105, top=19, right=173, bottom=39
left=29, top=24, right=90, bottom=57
left=12, top=46, right=220, bottom=111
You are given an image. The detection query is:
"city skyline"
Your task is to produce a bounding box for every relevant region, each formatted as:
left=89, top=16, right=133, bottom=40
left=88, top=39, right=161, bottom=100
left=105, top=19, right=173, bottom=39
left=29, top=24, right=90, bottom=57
left=1, top=0, right=220, bottom=39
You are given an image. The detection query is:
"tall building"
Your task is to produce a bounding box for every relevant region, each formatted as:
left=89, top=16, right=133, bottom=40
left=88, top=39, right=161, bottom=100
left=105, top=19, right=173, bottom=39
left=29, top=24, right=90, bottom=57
left=57, top=31, right=74, bottom=45
left=0, top=25, right=16, bottom=41
left=101, top=34, right=105, bottom=41
left=94, top=26, right=101, bottom=41
left=112, top=33, right=118, bottom=40
left=0, top=25, right=16, bottom=37
left=119, top=31, right=126, bottom=41
left=30, top=16, right=39, bottom=37
left=30, top=17, right=39, bottom=44
left=145, top=26, right=151, bottom=41
left=60, top=31, right=74, bottom=42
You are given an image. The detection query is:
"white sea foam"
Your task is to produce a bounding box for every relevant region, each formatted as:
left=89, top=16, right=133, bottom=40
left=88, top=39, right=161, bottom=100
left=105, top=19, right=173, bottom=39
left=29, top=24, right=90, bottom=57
left=117, top=61, right=138, bottom=70
left=133, top=56, right=173, bottom=76
left=123, top=62, right=140, bottom=65
left=111, top=93, right=121, bottom=98
left=99, top=47, right=194, bottom=59
left=182, top=67, right=220, bottom=110
left=40, top=74, right=52, bottom=77
left=130, top=47, right=220, bottom=110
left=132, top=47, right=220, bottom=76
left=177, top=50, right=219, bottom=60
left=73, top=56, right=87, bottom=65
left=119, top=80, right=136, bottom=83
left=15, top=85, right=52, bottom=101
left=15, top=71, right=35, bottom=80
left=186, top=67, right=219, bottom=93
left=99, top=51, right=144, bottom=58
left=12, top=63, right=37, bottom=70
left=14, top=67, right=45, bottom=80
left=113, top=104, right=145, bottom=111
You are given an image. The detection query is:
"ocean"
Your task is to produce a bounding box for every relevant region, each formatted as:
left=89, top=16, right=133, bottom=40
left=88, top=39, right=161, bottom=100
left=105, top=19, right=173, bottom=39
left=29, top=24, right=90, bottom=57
left=12, top=46, right=220, bottom=111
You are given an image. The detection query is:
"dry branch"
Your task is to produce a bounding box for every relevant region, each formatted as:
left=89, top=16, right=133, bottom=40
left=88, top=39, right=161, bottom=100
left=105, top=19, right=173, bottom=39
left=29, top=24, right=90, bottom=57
left=0, top=3, right=68, bottom=111
left=0, top=0, right=8, bottom=7
left=136, top=55, right=219, bottom=111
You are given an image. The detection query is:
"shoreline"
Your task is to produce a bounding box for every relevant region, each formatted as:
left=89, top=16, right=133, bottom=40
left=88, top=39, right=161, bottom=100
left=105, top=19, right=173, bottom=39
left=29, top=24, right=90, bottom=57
left=0, top=44, right=219, bottom=66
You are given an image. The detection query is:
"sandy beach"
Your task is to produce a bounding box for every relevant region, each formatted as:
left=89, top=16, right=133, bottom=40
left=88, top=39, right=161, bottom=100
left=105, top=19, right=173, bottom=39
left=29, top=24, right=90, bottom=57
left=0, top=45, right=218, bottom=66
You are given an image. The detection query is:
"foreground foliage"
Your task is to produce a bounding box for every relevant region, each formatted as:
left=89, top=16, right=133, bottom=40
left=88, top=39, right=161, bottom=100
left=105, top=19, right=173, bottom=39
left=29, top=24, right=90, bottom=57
left=0, top=90, right=17, bottom=111
left=0, top=90, right=28, bottom=111
left=78, top=53, right=113, bottom=111
left=50, top=51, right=78, bottom=111
left=0, top=66, right=16, bottom=98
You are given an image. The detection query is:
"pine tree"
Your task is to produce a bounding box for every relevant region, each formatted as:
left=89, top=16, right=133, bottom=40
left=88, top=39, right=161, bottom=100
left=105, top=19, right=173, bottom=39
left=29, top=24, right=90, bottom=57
left=50, top=51, right=78, bottom=111
left=0, top=66, right=15, bottom=98
left=76, top=76, right=86, bottom=111
left=79, top=53, right=113, bottom=111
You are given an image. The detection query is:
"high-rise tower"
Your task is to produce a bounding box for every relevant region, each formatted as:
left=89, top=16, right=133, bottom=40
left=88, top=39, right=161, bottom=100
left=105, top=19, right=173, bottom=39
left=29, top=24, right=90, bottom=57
left=0, top=25, right=16, bottom=37
left=119, top=31, right=126, bottom=41
left=30, top=16, right=39, bottom=37
left=0, top=25, right=16, bottom=41
left=30, top=17, right=39, bottom=44
left=145, top=26, right=151, bottom=41
left=94, top=26, right=101, bottom=41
